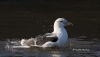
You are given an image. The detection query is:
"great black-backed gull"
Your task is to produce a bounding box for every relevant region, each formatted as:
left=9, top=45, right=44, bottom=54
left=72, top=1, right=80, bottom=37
left=20, top=18, right=73, bottom=48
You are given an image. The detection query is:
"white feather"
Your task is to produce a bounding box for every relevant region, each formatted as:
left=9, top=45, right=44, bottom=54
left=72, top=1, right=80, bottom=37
left=42, top=18, right=68, bottom=48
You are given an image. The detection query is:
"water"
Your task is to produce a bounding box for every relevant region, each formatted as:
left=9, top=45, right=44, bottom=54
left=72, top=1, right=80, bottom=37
left=0, top=1, right=100, bottom=57
left=0, top=38, right=100, bottom=57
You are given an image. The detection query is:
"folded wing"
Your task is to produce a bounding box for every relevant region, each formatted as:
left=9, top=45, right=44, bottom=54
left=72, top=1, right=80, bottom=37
left=36, top=33, right=58, bottom=45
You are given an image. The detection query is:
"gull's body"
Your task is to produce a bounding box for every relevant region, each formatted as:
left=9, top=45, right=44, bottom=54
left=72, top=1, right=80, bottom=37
left=20, top=18, right=73, bottom=48
left=42, top=18, right=69, bottom=48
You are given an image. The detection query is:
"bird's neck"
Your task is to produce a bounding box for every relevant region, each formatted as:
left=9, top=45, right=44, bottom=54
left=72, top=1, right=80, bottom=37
left=53, top=24, right=65, bottom=33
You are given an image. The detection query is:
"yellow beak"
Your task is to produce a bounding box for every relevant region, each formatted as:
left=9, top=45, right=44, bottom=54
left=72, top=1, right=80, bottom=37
left=67, top=22, right=73, bottom=26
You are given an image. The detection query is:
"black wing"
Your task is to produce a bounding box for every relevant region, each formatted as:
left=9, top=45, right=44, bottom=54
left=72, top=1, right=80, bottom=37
left=35, top=33, right=58, bottom=45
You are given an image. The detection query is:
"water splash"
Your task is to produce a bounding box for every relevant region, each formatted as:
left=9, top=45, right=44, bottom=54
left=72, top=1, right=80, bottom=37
left=30, top=37, right=38, bottom=46
left=33, top=38, right=37, bottom=46
left=5, top=39, right=21, bottom=50
left=5, top=37, right=42, bottom=50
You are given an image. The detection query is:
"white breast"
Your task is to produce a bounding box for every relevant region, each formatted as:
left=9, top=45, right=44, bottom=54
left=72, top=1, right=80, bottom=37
left=56, top=28, right=68, bottom=47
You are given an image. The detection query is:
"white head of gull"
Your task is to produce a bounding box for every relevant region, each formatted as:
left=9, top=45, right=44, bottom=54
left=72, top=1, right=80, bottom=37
left=41, top=18, right=73, bottom=48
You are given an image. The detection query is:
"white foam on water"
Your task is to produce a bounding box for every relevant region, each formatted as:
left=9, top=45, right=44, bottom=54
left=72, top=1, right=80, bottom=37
left=12, top=46, right=30, bottom=48
left=4, top=38, right=42, bottom=50
left=5, top=39, right=27, bottom=50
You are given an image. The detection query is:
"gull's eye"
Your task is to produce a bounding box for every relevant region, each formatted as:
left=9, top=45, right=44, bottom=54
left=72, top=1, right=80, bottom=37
left=60, top=21, right=62, bottom=22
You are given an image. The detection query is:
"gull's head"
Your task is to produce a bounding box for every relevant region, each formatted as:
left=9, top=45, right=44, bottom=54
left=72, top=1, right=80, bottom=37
left=54, top=18, right=73, bottom=27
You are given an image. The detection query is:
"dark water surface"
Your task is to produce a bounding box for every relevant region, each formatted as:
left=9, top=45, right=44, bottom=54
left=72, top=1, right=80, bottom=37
left=0, top=1, right=100, bottom=40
